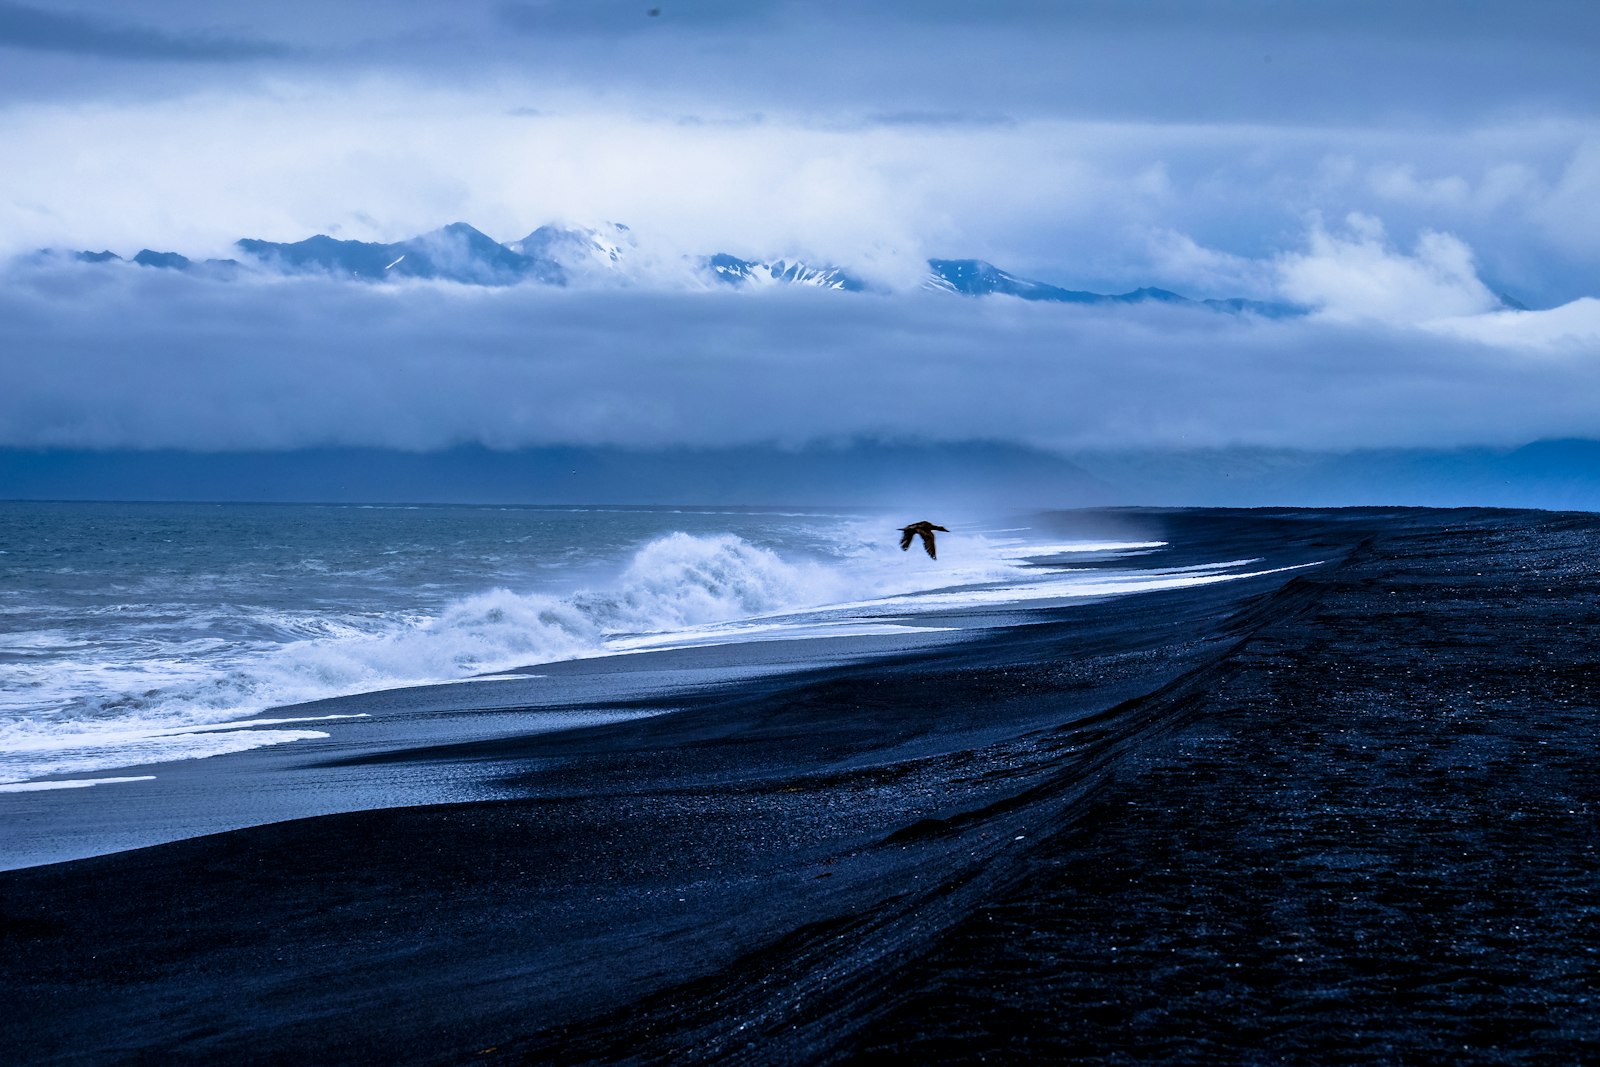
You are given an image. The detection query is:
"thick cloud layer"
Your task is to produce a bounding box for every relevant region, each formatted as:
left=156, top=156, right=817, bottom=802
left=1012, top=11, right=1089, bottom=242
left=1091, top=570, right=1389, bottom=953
left=3, top=94, right=1598, bottom=306
left=2, top=4, right=1598, bottom=306
left=6, top=266, right=1598, bottom=455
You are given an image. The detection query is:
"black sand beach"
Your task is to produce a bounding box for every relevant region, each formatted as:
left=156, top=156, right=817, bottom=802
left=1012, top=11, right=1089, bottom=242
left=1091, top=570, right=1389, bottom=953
left=3, top=508, right=1598, bottom=1064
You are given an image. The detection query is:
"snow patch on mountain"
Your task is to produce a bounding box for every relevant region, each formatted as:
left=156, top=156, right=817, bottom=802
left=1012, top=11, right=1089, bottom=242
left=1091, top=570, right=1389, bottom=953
left=705, top=254, right=867, bottom=292
left=511, top=222, right=629, bottom=282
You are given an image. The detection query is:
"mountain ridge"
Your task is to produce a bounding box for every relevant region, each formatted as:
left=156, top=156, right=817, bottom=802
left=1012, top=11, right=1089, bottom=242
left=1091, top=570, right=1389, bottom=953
left=26, top=221, right=1313, bottom=314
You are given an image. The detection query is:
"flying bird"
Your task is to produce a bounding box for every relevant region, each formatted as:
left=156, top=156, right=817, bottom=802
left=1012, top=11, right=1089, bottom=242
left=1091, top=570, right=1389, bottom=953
left=899, top=521, right=949, bottom=560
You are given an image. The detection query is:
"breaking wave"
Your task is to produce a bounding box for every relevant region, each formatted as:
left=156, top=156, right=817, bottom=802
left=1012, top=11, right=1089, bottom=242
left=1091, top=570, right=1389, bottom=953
left=0, top=526, right=1197, bottom=785
left=0, top=530, right=939, bottom=783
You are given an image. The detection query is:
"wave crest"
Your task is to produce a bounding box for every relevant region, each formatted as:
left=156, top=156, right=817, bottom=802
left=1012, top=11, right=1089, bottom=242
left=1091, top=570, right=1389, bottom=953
left=577, top=532, right=843, bottom=632
left=1, top=532, right=852, bottom=781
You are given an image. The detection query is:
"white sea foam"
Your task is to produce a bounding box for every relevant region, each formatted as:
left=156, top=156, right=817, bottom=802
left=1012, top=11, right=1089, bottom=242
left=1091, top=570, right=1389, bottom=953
left=611, top=619, right=956, bottom=653
left=0, top=776, right=157, bottom=793
left=992, top=541, right=1168, bottom=557
left=1, top=530, right=858, bottom=783
left=0, top=728, right=332, bottom=785
left=850, top=560, right=1323, bottom=611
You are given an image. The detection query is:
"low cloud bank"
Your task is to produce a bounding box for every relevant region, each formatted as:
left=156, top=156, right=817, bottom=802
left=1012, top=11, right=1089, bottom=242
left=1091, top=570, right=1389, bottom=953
left=3, top=85, right=1599, bottom=311
left=4, top=264, right=1599, bottom=456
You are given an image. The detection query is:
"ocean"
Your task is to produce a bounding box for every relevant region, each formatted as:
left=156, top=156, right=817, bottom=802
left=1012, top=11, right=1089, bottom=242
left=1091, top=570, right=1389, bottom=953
left=0, top=501, right=1307, bottom=795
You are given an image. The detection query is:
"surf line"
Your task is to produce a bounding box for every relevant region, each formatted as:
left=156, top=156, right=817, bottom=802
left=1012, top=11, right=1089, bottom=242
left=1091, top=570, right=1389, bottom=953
left=0, top=776, right=158, bottom=793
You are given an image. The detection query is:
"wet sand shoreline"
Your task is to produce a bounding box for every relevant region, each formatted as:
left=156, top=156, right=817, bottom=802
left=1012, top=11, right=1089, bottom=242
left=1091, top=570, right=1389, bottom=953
left=4, top=508, right=1597, bottom=1064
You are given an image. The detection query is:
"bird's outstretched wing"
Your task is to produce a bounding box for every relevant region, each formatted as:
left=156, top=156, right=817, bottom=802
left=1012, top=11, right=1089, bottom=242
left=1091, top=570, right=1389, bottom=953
left=899, top=521, right=945, bottom=558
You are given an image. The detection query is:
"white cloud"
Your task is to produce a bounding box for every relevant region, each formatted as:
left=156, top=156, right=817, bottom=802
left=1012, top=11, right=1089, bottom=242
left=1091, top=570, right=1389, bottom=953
left=1528, top=138, right=1600, bottom=258
left=2, top=75, right=1598, bottom=310
left=1276, top=214, right=1500, bottom=323
left=0, top=82, right=998, bottom=281
left=1426, top=297, right=1600, bottom=351
left=1366, top=164, right=1474, bottom=210
left=1140, top=228, right=1277, bottom=299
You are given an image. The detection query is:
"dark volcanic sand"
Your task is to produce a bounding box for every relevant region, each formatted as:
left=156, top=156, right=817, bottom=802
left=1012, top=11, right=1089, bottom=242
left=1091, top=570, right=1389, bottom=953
left=3, top=509, right=1598, bottom=1065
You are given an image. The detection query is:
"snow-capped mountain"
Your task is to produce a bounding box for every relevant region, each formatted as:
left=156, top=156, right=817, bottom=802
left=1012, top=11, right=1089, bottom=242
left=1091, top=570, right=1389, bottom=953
left=27, top=221, right=1313, bottom=315
left=926, top=258, right=1106, bottom=301
left=509, top=222, right=631, bottom=279
left=704, top=253, right=867, bottom=291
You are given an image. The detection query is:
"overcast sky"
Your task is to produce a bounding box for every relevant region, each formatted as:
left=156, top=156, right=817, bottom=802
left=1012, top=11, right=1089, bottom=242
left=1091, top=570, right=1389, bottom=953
left=2, top=1, right=1598, bottom=462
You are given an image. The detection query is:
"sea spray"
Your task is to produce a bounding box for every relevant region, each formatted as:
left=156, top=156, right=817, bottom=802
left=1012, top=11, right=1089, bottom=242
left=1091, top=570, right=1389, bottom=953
left=0, top=507, right=1195, bottom=787
left=0, top=530, right=884, bottom=783
left=573, top=532, right=847, bottom=632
